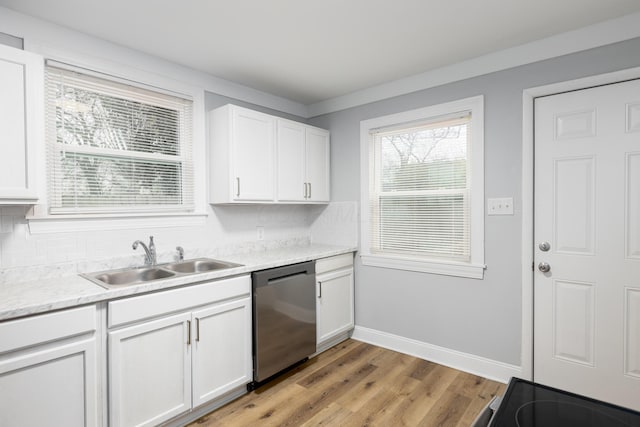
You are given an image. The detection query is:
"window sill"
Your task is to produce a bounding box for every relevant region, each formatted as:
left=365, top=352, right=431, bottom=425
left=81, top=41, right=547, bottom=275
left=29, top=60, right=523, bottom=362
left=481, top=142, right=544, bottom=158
left=27, top=212, right=208, bottom=234
left=360, top=254, right=486, bottom=279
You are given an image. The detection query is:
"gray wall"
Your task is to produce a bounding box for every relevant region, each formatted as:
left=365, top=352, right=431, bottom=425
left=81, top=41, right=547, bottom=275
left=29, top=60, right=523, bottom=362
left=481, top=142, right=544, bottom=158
left=308, top=37, right=640, bottom=366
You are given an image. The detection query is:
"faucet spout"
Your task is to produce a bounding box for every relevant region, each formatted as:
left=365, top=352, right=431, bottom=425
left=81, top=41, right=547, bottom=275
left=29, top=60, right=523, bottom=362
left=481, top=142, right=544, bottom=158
left=132, top=236, right=157, bottom=266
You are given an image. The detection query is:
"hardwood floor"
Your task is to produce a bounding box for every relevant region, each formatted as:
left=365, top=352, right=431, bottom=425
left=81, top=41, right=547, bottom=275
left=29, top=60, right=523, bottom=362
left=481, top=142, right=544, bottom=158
left=189, top=339, right=506, bottom=426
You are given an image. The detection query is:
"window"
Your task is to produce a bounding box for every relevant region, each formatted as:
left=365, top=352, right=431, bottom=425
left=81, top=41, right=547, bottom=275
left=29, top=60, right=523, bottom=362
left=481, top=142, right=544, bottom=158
left=360, top=96, right=485, bottom=279
left=44, top=63, right=194, bottom=215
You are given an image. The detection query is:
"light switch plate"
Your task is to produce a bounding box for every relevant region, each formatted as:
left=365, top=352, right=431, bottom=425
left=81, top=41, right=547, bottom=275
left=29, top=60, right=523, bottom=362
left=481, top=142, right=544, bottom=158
left=488, top=197, right=514, bottom=215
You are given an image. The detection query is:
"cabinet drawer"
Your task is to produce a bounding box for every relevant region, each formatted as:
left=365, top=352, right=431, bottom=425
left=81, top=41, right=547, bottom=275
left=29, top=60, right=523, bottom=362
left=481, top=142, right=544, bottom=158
left=316, top=253, right=354, bottom=275
left=0, top=305, right=96, bottom=354
left=108, top=275, right=251, bottom=328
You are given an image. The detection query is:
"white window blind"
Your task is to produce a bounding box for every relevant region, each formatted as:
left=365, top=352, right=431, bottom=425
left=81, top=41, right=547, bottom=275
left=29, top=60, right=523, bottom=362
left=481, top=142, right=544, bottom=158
left=45, top=64, right=194, bottom=215
left=369, top=114, right=471, bottom=261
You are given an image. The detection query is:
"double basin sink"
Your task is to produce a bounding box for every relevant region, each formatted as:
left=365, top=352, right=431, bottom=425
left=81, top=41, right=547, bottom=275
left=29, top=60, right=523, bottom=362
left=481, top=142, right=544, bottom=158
left=82, top=258, right=243, bottom=289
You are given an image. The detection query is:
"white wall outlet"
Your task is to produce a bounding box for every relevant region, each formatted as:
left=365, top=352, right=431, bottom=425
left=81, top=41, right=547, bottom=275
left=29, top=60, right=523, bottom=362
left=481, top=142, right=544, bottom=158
left=256, top=226, right=264, bottom=240
left=487, top=197, right=514, bottom=215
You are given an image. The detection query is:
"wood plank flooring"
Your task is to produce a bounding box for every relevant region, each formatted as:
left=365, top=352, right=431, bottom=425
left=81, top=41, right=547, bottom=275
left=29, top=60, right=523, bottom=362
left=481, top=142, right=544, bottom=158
left=188, top=340, right=505, bottom=426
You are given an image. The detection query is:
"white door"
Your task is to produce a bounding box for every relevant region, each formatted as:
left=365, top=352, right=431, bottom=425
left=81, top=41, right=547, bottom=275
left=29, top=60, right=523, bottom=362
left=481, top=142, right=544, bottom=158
left=305, top=128, right=330, bottom=202
left=277, top=120, right=306, bottom=201
left=0, top=44, right=42, bottom=203
left=534, top=79, right=640, bottom=411
left=316, top=267, right=354, bottom=345
left=191, top=297, right=252, bottom=407
left=0, top=339, right=97, bottom=426
left=231, top=107, right=275, bottom=201
left=109, top=312, right=192, bottom=427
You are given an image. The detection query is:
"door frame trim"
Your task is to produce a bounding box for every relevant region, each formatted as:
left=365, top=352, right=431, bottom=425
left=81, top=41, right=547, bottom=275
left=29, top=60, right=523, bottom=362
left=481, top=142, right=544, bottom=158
left=521, top=65, right=640, bottom=381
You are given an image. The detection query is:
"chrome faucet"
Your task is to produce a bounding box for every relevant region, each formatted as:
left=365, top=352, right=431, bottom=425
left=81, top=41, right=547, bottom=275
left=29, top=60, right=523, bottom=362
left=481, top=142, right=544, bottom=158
left=132, top=236, right=157, bottom=266
left=176, top=246, right=184, bottom=261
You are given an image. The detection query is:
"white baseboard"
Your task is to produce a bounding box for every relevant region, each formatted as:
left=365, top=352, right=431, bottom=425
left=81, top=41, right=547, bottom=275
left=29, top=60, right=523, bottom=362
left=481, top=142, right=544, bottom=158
left=351, top=326, right=522, bottom=383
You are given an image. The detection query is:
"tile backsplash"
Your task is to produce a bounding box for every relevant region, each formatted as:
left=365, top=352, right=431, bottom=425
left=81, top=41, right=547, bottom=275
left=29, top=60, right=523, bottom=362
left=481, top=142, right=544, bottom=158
left=0, top=202, right=358, bottom=284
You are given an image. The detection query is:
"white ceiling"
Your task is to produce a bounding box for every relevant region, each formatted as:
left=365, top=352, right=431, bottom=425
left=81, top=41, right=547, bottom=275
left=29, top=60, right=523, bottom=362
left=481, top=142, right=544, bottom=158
left=2, top=0, right=640, bottom=105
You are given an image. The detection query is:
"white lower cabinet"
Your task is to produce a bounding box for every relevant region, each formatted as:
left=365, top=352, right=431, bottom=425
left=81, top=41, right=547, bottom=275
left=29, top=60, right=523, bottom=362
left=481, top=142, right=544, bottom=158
left=316, top=254, right=355, bottom=351
left=0, top=306, right=99, bottom=427
left=107, top=275, right=252, bottom=427
left=108, top=312, right=192, bottom=427
left=191, top=298, right=252, bottom=407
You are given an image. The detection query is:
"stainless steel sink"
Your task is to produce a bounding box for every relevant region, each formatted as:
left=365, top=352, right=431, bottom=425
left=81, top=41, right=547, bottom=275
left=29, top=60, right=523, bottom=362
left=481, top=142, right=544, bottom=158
left=162, top=258, right=242, bottom=274
left=91, top=267, right=176, bottom=286
left=82, top=258, right=242, bottom=289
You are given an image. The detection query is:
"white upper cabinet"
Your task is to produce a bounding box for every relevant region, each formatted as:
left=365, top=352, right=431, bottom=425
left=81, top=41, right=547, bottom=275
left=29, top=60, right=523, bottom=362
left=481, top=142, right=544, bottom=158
left=0, top=44, right=43, bottom=204
left=277, top=120, right=330, bottom=203
left=304, top=127, right=330, bottom=202
left=277, top=120, right=306, bottom=201
left=209, top=104, right=329, bottom=204
left=210, top=105, right=276, bottom=203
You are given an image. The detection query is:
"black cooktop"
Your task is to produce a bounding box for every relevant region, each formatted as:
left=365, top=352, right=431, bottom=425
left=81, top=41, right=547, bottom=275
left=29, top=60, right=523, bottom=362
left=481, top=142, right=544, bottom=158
left=491, top=378, right=640, bottom=427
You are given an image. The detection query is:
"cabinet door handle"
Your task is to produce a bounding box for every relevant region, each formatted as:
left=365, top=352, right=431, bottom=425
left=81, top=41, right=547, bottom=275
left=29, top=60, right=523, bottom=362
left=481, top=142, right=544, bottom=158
left=196, top=318, right=200, bottom=342
left=317, top=281, right=322, bottom=298
left=236, top=177, right=240, bottom=197
left=308, top=182, right=311, bottom=199
left=187, top=320, right=191, bottom=346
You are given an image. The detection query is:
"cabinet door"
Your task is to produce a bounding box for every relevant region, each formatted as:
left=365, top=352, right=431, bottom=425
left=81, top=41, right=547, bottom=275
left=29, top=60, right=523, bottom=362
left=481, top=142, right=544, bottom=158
left=0, top=44, right=43, bottom=204
left=0, top=338, right=97, bottom=427
left=305, top=128, right=330, bottom=202
left=191, top=297, right=252, bottom=407
left=231, top=107, right=275, bottom=201
left=277, top=120, right=306, bottom=201
left=109, top=312, right=191, bottom=427
left=317, top=267, right=354, bottom=345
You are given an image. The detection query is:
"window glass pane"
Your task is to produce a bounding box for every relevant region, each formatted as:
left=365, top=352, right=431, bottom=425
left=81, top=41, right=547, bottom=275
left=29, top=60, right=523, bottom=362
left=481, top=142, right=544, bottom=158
left=54, top=85, right=180, bottom=156
left=380, top=124, right=467, bottom=192
left=376, top=193, right=469, bottom=260
left=370, top=116, right=472, bottom=262
left=45, top=64, right=194, bottom=215
left=54, top=152, right=182, bottom=208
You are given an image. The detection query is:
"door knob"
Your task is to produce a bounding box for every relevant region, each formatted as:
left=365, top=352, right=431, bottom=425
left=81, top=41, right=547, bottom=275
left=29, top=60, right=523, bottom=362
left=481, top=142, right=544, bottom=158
left=538, top=241, right=551, bottom=252
left=538, top=262, right=551, bottom=273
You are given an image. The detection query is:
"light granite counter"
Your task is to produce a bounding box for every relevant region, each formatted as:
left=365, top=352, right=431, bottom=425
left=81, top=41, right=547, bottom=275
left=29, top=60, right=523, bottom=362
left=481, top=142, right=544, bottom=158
left=0, top=243, right=356, bottom=321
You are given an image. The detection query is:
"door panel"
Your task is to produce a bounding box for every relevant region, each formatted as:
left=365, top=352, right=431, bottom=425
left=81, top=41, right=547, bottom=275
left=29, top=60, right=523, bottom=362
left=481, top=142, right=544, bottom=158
left=305, top=128, right=330, bottom=202
left=191, top=298, right=252, bottom=407
left=109, top=312, right=191, bottom=427
left=0, top=45, right=42, bottom=201
left=625, top=287, right=640, bottom=378
left=627, top=153, right=640, bottom=258
left=232, top=108, right=275, bottom=201
left=552, top=279, right=595, bottom=366
left=534, top=78, right=640, bottom=411
left=277, top=120, right=306, bottom=201
left=627, top=103, right=640, bottom=132
left=0, top=339, right=96, bottom=427
left=553, top=157, right=595, bottom=254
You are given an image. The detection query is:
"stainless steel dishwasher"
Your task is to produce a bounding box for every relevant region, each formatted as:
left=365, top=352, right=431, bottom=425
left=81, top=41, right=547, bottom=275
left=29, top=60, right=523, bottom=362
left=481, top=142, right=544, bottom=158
left=251, top=261, right=316, bottom=385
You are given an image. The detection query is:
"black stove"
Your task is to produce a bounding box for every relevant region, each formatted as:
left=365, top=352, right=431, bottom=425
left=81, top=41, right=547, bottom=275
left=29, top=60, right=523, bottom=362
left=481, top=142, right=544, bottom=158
left=490, top=378, right=640, bottom=427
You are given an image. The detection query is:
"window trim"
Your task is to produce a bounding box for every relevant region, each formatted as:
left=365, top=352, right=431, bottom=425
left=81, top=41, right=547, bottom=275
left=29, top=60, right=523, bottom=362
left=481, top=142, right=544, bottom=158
left=360, top=95, right=485, bottom=279
left=26, top=47, right=207, bottom=232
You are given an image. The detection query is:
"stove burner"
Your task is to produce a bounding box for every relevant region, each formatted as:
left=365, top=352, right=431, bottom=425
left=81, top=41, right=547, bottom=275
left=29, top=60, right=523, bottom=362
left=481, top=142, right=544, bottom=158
left=490, top=378, right=640, bottom=427
left=515, top=400, right=634, bottom=427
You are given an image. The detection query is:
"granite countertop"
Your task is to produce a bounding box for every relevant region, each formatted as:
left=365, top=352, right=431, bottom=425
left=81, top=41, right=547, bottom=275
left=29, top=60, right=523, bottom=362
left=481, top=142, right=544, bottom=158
left=0, top=243, right=356, bottom=322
